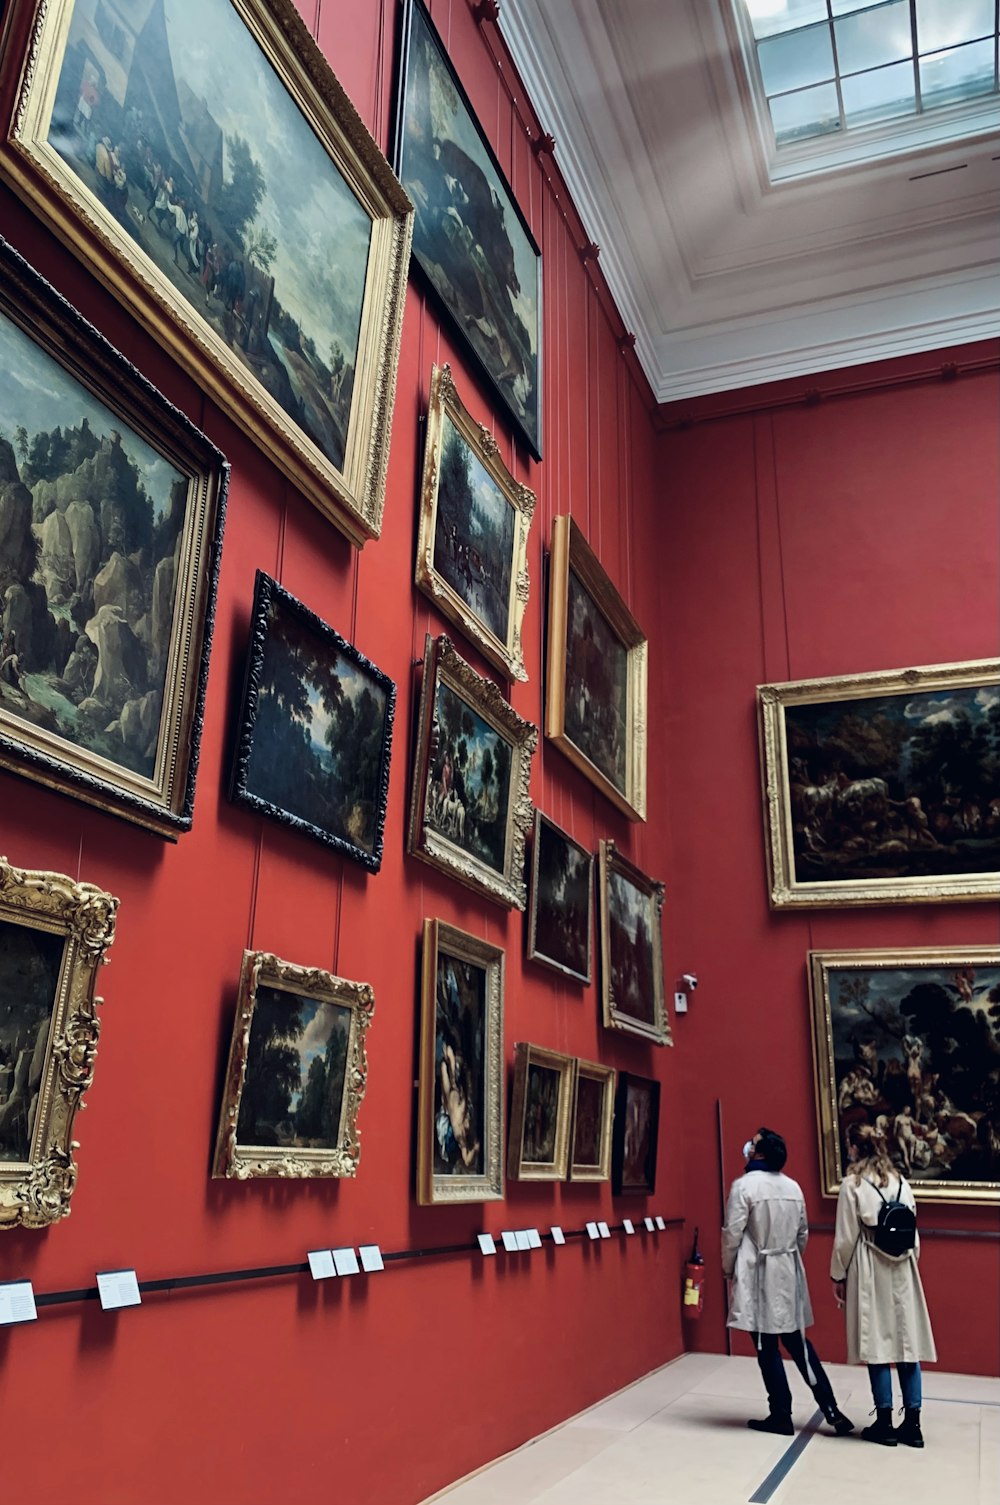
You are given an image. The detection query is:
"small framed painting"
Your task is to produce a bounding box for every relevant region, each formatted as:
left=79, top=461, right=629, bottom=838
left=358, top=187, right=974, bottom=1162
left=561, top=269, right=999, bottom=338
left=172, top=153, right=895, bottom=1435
left=526, top=811, right=594, bottom=985
left=599, top=840, right=670, bottom=1046
left=507, top=1042, right=575, bottom=1182
left=230, top=572, right=395, bottom=872
left=612, top=1072, right=661, bottom=1196
left=569, top=1059, right=615, bottom=1183
left=416, top=364, right=535, bottom=682
left=417, top=918, right=505, bottom=1205
left=212, top=950, right=374, bottom=1180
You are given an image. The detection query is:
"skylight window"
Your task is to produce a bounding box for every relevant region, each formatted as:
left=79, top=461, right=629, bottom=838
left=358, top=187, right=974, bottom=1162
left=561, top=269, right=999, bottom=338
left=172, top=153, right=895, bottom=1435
left=738, top=0, right=1000, bottom=147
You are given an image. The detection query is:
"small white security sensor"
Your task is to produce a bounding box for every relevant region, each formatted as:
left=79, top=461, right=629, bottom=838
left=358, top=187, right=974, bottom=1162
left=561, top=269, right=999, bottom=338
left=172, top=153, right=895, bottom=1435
left=681, top=973, right=698, bottom=991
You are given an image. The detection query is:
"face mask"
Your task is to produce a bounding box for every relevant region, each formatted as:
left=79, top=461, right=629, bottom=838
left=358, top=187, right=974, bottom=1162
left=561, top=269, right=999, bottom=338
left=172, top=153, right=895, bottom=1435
left=742, top=1139, right=755, bottom=1160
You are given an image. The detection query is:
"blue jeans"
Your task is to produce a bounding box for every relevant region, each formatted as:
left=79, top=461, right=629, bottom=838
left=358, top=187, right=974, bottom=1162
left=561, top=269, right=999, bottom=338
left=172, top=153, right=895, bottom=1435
left=868, top=1362, right=921, bottom=1409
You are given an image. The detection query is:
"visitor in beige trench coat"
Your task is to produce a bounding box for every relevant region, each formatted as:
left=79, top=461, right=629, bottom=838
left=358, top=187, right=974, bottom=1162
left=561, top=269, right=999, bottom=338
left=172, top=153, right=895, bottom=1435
left=831, top=1121, right=937, bottom=1451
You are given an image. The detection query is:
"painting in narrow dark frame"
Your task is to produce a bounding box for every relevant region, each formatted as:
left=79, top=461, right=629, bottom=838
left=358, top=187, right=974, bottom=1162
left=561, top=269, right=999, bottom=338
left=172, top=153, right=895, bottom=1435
left=612, top=1072, right=660, bottom=1196
left=230, top=572, right=395, bottom=872
left=395, top=0, right=542, bottom=459
left=527, top=810, right=593, bottom=985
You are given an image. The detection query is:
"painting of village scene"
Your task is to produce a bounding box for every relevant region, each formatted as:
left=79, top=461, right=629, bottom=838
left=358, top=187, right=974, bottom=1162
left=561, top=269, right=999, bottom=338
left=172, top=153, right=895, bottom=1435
left=0, top=920, right=64, bottom=1164
left=432, top=413, right=514, bottom=648
left=232, top=575, right=394, bottom=870
left=46, top=0, right=373, bottom=474
left=397, top=0, right=541, bottom=457
left=528, top=812, right=593, bottom=984
left=234, top=983, right=352, bottom=1154
left=613, top=1073, right=660, bottom=1195
left=425, top=677, right=512, bottom=875
left=431, top=949, right=486, bottom=1180
left=811, top=950, right=1000, bottom=1203
left=564, top=568, right=628, bottom=796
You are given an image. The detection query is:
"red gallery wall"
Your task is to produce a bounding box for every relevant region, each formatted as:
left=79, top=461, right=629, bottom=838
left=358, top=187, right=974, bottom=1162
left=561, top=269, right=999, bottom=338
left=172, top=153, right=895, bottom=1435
left=656, top=349, right=1000, bottom=1379
left=0, top=4, right=685, bottom=1504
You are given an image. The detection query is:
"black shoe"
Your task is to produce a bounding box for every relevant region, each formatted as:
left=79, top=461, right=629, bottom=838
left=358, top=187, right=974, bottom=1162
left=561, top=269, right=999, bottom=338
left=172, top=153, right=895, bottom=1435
left=819, top=1403, right=855, bottom=1436
left=895, top=1408, right=924, bottom=1448
left=861, top=1408, right=897, bottom=1446
left=748, top=1413, right=794, bottom=1435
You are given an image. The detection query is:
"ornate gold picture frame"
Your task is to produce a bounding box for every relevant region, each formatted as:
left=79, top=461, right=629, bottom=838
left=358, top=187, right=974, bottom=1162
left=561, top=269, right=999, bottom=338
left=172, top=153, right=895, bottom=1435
left=417, top=918, right=504, bottom=1206
left=507, top=1041, right=574, bottom=1182
left=0, top=0, right=412, bottom=546
left=416, top=364, right=534, bottom=682
left=758, top=658, right=999, bottom=908
left=0, top=853, right=117, bottom=1230
left=809, top=946, right=1000, bottom=1206
left=408, top=633, right=537, bottom=909
left=212, top=949, right=373, bottom=1181
left=545, top=515, right=647, bottom=820
left=598, top=840, right=670, bottom=1046
left=569, top=1058, right=615, bottom=1183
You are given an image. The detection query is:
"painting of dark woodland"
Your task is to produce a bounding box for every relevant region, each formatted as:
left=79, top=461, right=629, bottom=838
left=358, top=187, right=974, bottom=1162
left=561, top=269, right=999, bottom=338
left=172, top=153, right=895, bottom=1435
left=830, top=963, right=1000, bottom=1185
left=607, top=870, right=656, bottom=1026
left=564, top=569, right=628, bottom=793
left=48, top=0, right=372, bottom=472
left=533, top=819, right=590, bottom=979
left=434, top=953, right=485, bottom=1177
left=0, top=921, right=64, bottom=1162
left=432, top=414, right=514, bottom=644
left=426, top=679, right=512, bottom=872
left=785, top=683, right=1000, bottom=883
left=522, top=1062, right=559, bottom=1163
left=0, top=309, right=187, bottom=779
left=398, top=1, right=539, bottom=452
left=243, top=595, right=389, bottom=855
left=573, top=1074, right=604, bottom=1168
left=622, top=1081, right=654, bottom=1189
left=236, top=985, right=351, bottom=1151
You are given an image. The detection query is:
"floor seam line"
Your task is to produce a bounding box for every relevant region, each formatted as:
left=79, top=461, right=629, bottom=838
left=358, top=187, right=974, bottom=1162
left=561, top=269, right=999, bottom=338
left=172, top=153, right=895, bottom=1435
left=748, top=1408, right=823, bottom=1504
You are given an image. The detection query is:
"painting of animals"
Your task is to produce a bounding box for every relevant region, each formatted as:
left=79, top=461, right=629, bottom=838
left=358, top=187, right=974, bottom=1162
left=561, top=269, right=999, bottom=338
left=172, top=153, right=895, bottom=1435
left=810, top=948, right=1000, bottom=1203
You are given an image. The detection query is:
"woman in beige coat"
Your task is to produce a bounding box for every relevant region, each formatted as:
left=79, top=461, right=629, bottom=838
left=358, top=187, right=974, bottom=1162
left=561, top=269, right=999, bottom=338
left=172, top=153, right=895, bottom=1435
left=831, top=1122, right=936, bottom=1449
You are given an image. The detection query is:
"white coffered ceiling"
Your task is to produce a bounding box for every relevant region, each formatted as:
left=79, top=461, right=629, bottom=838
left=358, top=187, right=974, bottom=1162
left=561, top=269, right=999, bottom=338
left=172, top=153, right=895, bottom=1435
left=498, top=0, right=1000, bottom=401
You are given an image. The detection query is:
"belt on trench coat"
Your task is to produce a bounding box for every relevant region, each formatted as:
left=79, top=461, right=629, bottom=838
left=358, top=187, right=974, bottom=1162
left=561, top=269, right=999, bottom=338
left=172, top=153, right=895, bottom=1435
left=753, top=1241, right=815, bottom=1386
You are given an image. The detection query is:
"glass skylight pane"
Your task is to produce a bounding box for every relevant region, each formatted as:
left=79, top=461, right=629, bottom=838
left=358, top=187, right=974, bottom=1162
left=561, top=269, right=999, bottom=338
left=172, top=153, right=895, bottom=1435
left=915, top=0, right=996, bottom=55
left=830, top=0, right=888, bottom=14
left=835, top=1, right=914, bottom=74
left=920, top=38, right=997, bottom=104
left=770, top=80, right=842, bottom=140
left=758, top=24, right=836, bottom=93
left=841, top=59, right=916, bottom=121
left=746, top=0, right=829, bottom=40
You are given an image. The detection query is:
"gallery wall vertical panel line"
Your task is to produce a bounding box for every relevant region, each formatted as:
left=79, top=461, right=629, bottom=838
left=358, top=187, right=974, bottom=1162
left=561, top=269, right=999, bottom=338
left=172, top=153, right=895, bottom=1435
left=769, top=413, right=795, bottom=686
left=751, top=413, right=791, bottom=688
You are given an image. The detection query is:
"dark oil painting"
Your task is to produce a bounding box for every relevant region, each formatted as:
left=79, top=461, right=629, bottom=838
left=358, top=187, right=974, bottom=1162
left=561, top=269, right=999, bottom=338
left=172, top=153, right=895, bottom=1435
left=397, top=0, right=541, bottom=456
left=522, top=1061, right=559, bottom=1164
left=434, top=950, right=485, bottom=1177
left=426, top=678, right=512, bottom=873
left=236, top=983, right=351, bottom=1151
left=432, top=412, right=514, bottom=646
left=607, top=869, right=656, bottom=1027
left=614, top=1074, right=659, bottom=1194
left=0, top=920, right=64, bottom=1163
left=827, top=962, right=1000, bottom=1188
left=0, top=303, right=187, bottom=780
left=529, top=814, right=592, bottom=983
left=564, top=567, right=628, bottom=794
left=786, top=683, right=1000, bottom=884
left=572, top=1073, right=604, bottom=1169
left=48, top=0, right=372, bottom=472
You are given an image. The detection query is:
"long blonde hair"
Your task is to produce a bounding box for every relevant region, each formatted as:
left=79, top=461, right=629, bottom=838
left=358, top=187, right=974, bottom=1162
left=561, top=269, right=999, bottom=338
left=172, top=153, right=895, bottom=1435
left=845, top=1122, right=897, bottom=1187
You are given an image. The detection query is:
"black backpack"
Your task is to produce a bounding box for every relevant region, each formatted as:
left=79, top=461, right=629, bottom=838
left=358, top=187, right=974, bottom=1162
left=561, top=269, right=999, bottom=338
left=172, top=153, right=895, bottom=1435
left=869, top=1177, right=917, bottom=1256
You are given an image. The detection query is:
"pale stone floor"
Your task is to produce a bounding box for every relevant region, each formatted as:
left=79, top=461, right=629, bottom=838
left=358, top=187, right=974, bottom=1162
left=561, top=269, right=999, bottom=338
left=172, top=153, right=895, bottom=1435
left=422, top=1353, right=1000, bottom=1505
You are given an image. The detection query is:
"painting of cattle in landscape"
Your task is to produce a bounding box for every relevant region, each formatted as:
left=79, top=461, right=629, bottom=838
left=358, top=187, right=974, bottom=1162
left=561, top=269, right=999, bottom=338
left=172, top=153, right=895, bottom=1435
left=396, top=0, right=541, bottom=458
left=760, top=661, right=999, bottom=906
left=599, top=841, right=669, bottom=1046
left=231, top=573, right=395, bottom=871
left=810, top=949, right=1000, bottom=1204
left=527, top=811, right=593, bottom=984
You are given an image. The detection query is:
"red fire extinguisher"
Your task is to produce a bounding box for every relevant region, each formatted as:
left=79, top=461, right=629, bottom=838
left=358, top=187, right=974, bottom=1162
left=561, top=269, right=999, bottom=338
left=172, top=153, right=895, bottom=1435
left=683, top=1227, right=706, bottom=1321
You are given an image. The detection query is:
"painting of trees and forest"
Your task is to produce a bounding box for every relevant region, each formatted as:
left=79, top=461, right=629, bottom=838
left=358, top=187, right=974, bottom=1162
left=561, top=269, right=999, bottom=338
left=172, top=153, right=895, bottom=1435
left=607, top=870, right=656, bottom=1026
left=48, top=0, right=372, bottom=473
left=433, top=951, right=485, bottom=1178
left=0, top=921, right=64, bottom=1163
left=426, top=679, right=511, bottom=872
left=0, top=306, right=187, bottom=781
left=236, top=984, right=351, bottom=1151
left=785, top=683, right=1000, bottom=883
left=828, top=962, right=1000, bottom=1187
left=564, top=568, right=628, bottom=794
left=241, top=591, right=390, bottom=858
left=431, top=413, right=514, bottom=645
left=531, top=816, right=591, bottom=981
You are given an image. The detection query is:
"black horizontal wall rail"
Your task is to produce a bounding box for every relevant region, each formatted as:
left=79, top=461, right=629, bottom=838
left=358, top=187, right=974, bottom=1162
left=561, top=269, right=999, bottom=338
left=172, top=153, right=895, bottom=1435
left=809, top=1223, right=999, bottom=1241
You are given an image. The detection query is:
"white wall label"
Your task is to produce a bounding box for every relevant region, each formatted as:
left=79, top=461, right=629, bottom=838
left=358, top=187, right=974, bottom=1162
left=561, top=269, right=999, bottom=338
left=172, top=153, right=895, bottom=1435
left=527, top=1228, right=542, bottom=1249
left=623, top=1219, right=635, bottom=1235
left=515, top=1230, right=531, bottom=1251
left=359, top=1245, right=384, bottom=1273
left=655, top=1216, right=666, bottom=1231
left=597, top=1221, right=611, bottom=1239
left=586, top=1221, right=600, bottom=1240
left=501, top=1231, right=518, bottom=1252
left=477, top=1233, right=497, bottom=1256
left=332, top=1247, right=360, bottom=1277
left=550, top=1226, right=565, bottom=1245
left=644, top=1217, right=655, bottom=1232
left=96, top=1270, right=141, bottom=1310
left=307, top=1249, right=336, bottom=1280
left=0, top=1281, right=37, bottom=1325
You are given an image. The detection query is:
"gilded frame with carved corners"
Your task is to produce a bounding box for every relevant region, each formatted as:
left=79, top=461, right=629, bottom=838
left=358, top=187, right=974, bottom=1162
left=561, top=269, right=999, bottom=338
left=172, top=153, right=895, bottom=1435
left=0, top=0, right=412, bottom=547
left=417, top=918, right=504, bottom=1206
left=507, top=1041, right=574, bottom=1182
left=758, top=659, right=1000, bottom=908
left=809, top=946, right=1000, bottom=1206
left=0, top=854, right=117, bottom=1230
left=212, top=949, right=373, bottom=1180
left=598, top=840, right=670, bottom=1046
left=569, top=1057, right=615, bottom=1183
left=416, top=363, right=534, bottom=682
left=408, top=633, right=537, bottom=909
left=545, top=515, right=647, bottom=821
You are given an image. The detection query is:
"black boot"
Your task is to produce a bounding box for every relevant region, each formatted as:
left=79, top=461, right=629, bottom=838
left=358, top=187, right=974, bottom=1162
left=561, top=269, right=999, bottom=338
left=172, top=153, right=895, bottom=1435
left=817, top=1399, right=854, bottom=1436
left=862, top=1408, right=897, bottom=1446
left=895, top=1408, right=924, bottom=1448
left=747, top=1412, right=794, bottom=1435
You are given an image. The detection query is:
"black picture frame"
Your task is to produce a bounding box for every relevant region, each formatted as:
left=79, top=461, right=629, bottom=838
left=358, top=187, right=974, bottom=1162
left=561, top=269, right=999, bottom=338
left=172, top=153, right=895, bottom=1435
left=526, top=810, right=594, bottom=985
left=230, top=571, right=395, bottom=871
left=394, top=0, right=543, bottom=460
left=611, top=1072, right=661, bottom=1196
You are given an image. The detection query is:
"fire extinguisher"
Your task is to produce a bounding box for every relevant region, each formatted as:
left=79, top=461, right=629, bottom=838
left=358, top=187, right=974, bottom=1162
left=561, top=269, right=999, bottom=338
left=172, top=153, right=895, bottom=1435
left=683, top=1227, right=706, bottom=1321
